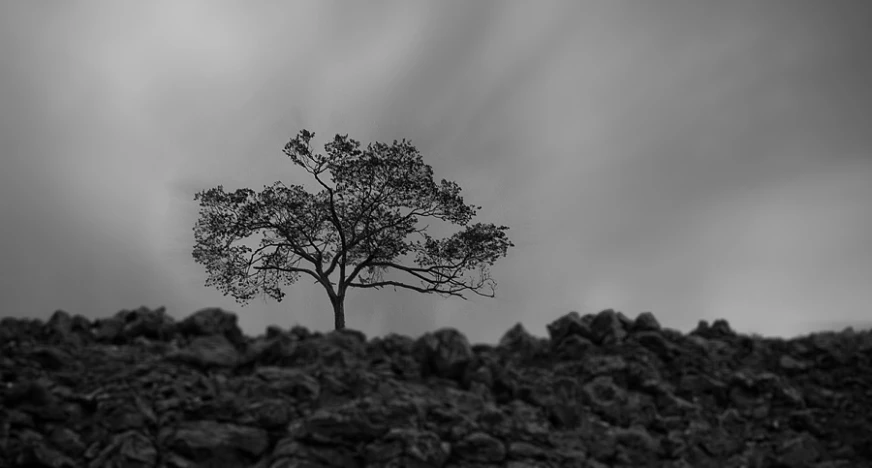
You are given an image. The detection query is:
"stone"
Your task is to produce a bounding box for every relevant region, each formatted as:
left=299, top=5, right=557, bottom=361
left=1, top=307, right=871, bottom=467
left=413, top=328, right=474, bottom=381
left=454, top=431, right=507, bottom=463
left=164, top=334, right=243, bottom=370
left=633, top=331, right=677, bottom=360
left=589, top=309, right=628, bottom=345
left=496, top=323, right=547, bottom=364
left=552, top=334, right=595, bottom=361
left=177, top=307, right=247, bottom=351
left=546, top=311, right=593, bottom=344
left=692, top=318, right=736, bottom=340
left=632, top=311, right=662, bottom=332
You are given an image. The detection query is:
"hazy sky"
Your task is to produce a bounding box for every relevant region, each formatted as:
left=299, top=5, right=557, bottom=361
left=2, top=0, right=871, bottom=345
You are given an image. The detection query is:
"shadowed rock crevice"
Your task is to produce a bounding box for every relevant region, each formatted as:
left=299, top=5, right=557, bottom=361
left=1, top=306, right=871, bottom=467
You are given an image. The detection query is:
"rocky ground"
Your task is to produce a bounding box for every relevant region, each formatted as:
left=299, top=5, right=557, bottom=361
left=1, top=306, right=870, bottom=468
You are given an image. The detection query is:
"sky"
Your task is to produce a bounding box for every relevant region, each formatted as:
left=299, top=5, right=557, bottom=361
left=1, top=0, right=871, bottom=346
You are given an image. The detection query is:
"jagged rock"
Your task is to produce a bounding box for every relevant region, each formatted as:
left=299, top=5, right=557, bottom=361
left=44, top=310, right=75, bottom=341
left=546, top=311, right=592, bottom=345
left=1, top=307, right=871, bottom=467
left=581, top=354, right=628, bottom=377
left=633, top=331, right=678, bottom=360
left=552, top=334, right=595, bottom=361
left=164, top=334, right=243, bottom=370
left=589, top=309, right=628, bottom=345
left=87, top=306, right=179, bottom=346
left=413, top=328, right=473, bottom=381
left=163, top=420, right=269, bottom=465
left=632, top=311, right=662, bottom=332
left=779, top=354, right=811, bottom=372
left=615, top=311, right=634, bottom=329
left=496, top=323, right=548, bottom=364
left=692, top=318, right=736, bottom=340
left=364, top=427, right=449, bottom=467
left=177, top=307, right=247, bottom=351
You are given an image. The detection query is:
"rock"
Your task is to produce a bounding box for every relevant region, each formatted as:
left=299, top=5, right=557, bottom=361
left=454, top=431, right=507, bottom=463
left=546, top=311, right=593, bottom=345
left=162, top=420, right=269, bottom=465
left=85, top=306, right=178, bottom=347
left=1, top=308, right=871, bottom=467
left=177, top=307, right=247, bottom=351
left=615, top=311, right=634, bottom=330
left=413, top=328, right=474, bottom=381
left=632, top=311, right=662, bottom=332
left=364, top=428, right=449, bottom=466
left=580, top=354, right=628, bottom=377
left=633, top=331, right=678, bottom=360
left=552, top=334, right=595, bottom=361
left=497, top=323, right=547, bottom=364
left=117, top=306, right=177, bottom=341
left=692, top=318, right=736, bottom=340
left=582, top=375, right=631, bottom=425
left=612, top=425, right=661, bottom=465
left=44, top=310, right=74, bottom=339
left=590, top=309, right=628, bottom=345
left=163, top=334, right=243, bottom=370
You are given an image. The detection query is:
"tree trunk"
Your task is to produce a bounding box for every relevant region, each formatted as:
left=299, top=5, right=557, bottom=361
left=331, top=295, right=346, bottom=330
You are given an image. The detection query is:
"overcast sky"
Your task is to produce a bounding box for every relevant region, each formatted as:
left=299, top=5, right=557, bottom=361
left=1, top=0, right=871, bottom=345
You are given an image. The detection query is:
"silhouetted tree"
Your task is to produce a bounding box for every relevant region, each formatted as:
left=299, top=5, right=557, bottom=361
left=192, top=130, right=514, bottom=330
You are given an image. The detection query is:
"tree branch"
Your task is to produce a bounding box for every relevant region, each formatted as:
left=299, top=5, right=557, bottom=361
left=346, top=278, right=497, bottom=299
left=252, top=264, right=321, bottom=283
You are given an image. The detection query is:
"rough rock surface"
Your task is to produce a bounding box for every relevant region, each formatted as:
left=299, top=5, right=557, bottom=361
left=1, top=306, right=871, bottom=467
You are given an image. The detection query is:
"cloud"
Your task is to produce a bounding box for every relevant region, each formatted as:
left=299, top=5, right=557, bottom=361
left=1, top=1, right=871, bottom=344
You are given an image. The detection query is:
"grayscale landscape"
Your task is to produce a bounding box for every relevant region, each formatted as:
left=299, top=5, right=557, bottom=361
left=1, top=2, right=871, bottom=466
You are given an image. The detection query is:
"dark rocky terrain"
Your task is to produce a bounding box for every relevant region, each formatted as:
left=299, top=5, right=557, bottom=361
left=1, top=306, right=870, bottom=468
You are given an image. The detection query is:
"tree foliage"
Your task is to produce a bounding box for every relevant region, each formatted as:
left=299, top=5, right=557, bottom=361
left=192, top=129, right=514, bottom=329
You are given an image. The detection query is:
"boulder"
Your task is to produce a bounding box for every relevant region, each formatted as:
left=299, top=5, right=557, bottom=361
left=177, top=307, right=246, bottom=351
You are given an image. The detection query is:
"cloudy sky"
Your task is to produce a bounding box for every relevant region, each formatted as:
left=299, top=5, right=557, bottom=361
left=1, top=0, right=871, bottom=345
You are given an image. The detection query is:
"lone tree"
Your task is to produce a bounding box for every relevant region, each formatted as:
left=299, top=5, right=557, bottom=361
left=192, top=129, right=514, bottom=330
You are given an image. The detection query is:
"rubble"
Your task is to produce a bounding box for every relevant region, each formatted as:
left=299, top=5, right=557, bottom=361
left=1, top=306, right=871, bottom=467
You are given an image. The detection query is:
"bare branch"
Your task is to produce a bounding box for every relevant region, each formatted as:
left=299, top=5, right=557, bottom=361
left=346, top=280, right=471, bottom=298
left=252, top=264, right=321, bottom=283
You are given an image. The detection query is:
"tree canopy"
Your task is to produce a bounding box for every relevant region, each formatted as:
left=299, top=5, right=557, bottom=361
left=192, top=129, right=514, bottom=329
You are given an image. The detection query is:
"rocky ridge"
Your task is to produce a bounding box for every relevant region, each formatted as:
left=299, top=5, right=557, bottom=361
left=1, top=306, right=871, bottom=467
